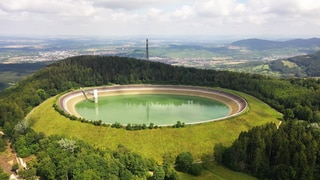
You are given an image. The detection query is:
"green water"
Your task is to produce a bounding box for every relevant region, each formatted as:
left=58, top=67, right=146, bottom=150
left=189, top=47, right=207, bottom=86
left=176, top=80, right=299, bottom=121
left=75, top=94, right=230, bottom=125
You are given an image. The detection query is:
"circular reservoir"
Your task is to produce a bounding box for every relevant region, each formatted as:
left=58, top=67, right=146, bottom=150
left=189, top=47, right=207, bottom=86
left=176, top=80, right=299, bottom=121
left=75, top=94, right=230, bottom=125
left=59, top=85, right=247, bottom=126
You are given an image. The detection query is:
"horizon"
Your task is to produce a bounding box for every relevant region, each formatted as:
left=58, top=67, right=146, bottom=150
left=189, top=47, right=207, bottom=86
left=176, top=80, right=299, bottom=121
left=1, top=34, right=319, bottom=43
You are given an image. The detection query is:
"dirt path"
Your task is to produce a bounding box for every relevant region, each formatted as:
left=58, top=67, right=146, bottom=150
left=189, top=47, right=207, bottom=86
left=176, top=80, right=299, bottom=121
left=0, top=141, right=17, bottom=175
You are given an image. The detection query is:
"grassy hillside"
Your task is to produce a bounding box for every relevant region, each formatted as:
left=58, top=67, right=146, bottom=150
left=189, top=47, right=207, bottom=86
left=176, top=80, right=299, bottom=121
left=29, top=89, right=280, bottom=161
left=219, top=50, right=320, bottom=78
left=268, top=51, right=320, bottom=77
left=28, top=89, right=279, bottom=179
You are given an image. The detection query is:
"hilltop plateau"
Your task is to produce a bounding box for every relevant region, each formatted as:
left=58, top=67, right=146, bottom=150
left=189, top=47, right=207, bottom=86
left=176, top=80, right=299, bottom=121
left=0, top=56, right=319, bottom=179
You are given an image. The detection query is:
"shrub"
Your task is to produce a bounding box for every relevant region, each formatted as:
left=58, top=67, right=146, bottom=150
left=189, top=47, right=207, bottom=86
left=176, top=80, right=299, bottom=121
left=173, top=121, right=185, bottom=128
left=142, top=124, right=147, bottom=130
left=149, top=123, right=154, bottom=129
left=189, top=164, right=202, bottom=176
left=175, top=152, right=194, bottom=173
left=11, top=163, right=19, bottom=172
left=92, top=120, right=102, bottom=126
left=126, top=124, right=132, bottom=130
left=111, top=122, right=123, bottom=128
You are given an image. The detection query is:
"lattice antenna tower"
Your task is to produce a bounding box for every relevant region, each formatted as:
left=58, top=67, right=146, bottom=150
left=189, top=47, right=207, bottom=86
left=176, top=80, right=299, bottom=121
left=146, top=38, right=149, bottom=60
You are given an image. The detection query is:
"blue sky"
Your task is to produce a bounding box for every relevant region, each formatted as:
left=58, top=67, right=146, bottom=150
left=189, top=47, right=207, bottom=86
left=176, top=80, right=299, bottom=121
left=0, top=0, right=319, bottom=39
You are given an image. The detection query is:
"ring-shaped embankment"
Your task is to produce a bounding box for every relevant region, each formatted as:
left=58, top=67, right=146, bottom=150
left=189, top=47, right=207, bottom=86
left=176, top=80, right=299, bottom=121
left=58, top=85, right=248, bottom=125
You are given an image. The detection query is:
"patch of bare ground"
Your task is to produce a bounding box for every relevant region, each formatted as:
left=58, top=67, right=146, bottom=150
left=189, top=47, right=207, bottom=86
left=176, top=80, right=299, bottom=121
left=0, top=141, right=17, bottom=175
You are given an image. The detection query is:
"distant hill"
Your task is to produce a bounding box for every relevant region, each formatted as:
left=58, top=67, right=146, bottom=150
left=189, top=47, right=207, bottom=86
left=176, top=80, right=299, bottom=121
left=231, top=38, right=320, bottom=50
left=0, top=63, right=48, bottom=72
left=269, top=51, right=320, bottom=77
left=0, top=62, right=49, bottom=91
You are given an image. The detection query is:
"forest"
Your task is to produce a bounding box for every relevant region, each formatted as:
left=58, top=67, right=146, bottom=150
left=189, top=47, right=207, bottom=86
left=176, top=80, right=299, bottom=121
left=0, top=55, right=320, bottom=179
left=215, top=121, right=320, bottom=179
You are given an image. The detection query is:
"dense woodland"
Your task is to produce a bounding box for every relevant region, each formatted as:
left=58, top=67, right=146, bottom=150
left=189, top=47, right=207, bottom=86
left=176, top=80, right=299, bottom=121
left=0, top=55, right=320, bottom=178
left=215, top=121, right=320, bottom=179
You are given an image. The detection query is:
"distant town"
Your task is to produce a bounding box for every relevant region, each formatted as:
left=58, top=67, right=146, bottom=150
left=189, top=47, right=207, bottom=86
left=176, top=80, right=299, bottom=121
left=1, top=36, right=318, bottom=69
left=0, top=36, right=320, bottom=73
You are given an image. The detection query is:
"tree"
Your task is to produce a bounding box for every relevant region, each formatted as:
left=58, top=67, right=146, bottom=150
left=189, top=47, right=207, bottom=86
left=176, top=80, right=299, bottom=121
left=189, top=163, right=202, bottom=176
left=313, top=111, right=320, bottom=122
left=214, top=143, right=226, bottom=163
left=82, top=169, right=100, bottom=180
left=294, top=105, right=313, bottom=121
left=175, top=152, right=194, bottom=173
left=162, top=162, right=179, bottom=180
left=126, top=123, right=132, bottom=130
left=37, top=155, right=56, bottom=180
left=283, top=109, right=294, bottom=120
left=58, top=138, right=77, bottom=153
left=19, top=168, right=37, bottom=180
left=13, top=136, right=31, bottom=157
left=149, top=123, right=154, bottom=129
left=142, top=123, right=147, bottom=130
left=36, top=89, right=48, bottom=101
left=14, top=120, right=29, bottom=135
left=153, top=166, right=165, bottom=180
left=173, top=121, right=185, bottom=128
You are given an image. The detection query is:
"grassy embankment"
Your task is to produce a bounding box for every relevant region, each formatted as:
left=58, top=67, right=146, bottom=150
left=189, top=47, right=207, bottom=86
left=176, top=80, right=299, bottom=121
left=28, top=89, right=280, bottom=180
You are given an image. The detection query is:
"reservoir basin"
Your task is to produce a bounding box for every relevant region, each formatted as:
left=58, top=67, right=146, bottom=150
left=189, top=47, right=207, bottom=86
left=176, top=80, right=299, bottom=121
left=75, top=94, right=230, bottom=125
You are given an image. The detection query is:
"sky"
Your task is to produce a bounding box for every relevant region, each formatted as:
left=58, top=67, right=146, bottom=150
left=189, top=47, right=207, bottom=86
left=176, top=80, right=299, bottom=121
left=1, top=0, right=320, bottom=39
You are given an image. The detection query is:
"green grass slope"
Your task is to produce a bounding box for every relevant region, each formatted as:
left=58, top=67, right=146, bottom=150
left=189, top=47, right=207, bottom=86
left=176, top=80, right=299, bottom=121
left=29, top=89, right=280, bottom=159
left=28, top=89, right=280, bottom=179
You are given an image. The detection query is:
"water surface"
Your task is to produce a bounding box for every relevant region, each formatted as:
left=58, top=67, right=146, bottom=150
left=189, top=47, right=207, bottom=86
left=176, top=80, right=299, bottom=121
left=75, top=94, right=229, bottom=125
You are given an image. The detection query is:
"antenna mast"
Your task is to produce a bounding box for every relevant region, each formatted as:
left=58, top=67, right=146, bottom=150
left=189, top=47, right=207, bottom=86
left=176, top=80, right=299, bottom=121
left=146, top=38, right=149, bottom=60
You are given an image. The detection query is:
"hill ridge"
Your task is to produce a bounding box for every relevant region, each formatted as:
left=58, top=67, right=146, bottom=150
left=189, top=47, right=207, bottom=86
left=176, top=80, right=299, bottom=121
left=231, top=38, right=320, bottom=50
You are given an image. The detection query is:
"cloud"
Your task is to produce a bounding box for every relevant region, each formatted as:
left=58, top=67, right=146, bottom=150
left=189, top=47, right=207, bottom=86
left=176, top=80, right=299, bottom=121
left=92, top=0, right=162, bottom=10
left=0, top=0, right=319, bottom=36
left=0, top=0, right=98, bottom=20
left=171, top=5, right=194, bottom=20
left=194, top=0, right=239, bottom=17
left=0, top=0, right=69, bottom=14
